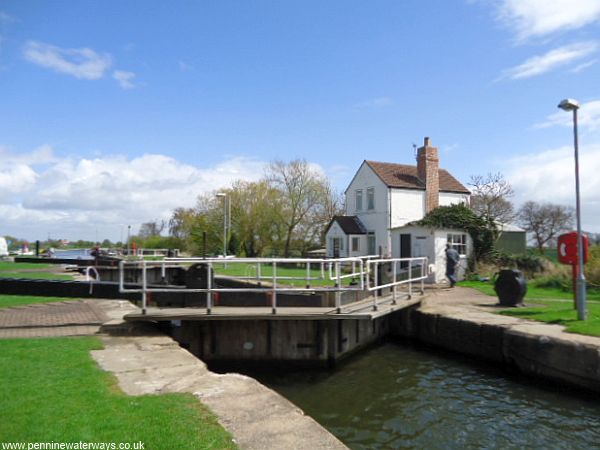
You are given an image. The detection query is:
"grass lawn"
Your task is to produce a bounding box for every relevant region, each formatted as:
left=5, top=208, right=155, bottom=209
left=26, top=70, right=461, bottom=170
left=0, top=294, right=75, bottom=308
left=212, top=262, right=359, bottom=287
left=0, top=337, right=237, bottom=449
left=0, top=271, right=74, bottom=280
left=0, top=261, right=54, bottom=271
left=499, top=300, right=600, bottom=337
left=459, top=280, right=600, bottom=337
left=0, top=261, right=73, bottom=281
left=459, top=280, right=600, bottom=301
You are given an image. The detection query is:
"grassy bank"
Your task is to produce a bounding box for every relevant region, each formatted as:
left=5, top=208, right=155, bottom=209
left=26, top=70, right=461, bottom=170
left=499, top=300, right=600, bottom=337
left=0, top=261, right=74, bottom=281
left=0, top=337, right=236, bottom=448
left=0, top=294, right=75, bottom=308
left=213, top=262, right=357, bottom=287
left=460, top=280, right=600, bottom=337
left=459, top=280, right=600, bottom=301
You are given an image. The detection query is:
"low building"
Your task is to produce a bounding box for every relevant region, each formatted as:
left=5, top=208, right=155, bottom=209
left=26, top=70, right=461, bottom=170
left=390, top=225, right=472, bottom=283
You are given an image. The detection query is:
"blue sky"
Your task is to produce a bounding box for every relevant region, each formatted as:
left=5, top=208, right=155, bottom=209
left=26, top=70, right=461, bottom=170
left=1, top=0, right=600, bottom=241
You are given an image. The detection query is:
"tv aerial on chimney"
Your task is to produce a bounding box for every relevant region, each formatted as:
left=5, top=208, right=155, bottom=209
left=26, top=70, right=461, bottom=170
left=412, top=143, right=418, bottom=160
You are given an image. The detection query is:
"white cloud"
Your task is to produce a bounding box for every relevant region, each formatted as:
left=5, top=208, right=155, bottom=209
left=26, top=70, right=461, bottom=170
left=500, top=42, right=598, bottom=79
left=496, top=0, right=600, bottom=41
left=23, top=40, right=112, bottom=80
left=353, top=97, right=394, bottom=110
left=0, top=146, right=269, bottom=240
left=112, top=70, right=136, bottom=89
left=535, top=100, right=600, bottom=132
left=570, top=59, right=597, bottom=73
left=506, top=144, right=600, bottom=231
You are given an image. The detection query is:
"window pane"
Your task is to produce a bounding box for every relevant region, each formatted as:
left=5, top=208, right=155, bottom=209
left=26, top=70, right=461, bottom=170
left=356, top=190, right=362, bottom=211
left=367, top=187, right=375, bottom=210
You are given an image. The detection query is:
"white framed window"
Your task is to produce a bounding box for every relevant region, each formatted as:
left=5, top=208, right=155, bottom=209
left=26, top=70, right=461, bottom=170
left=447, top=233, right=467, bottom=255
left=355, top=190, right=363, bottom=211
left=367, top=187, right=375, bottom=210
left=352, top=237, right=360, bottom=252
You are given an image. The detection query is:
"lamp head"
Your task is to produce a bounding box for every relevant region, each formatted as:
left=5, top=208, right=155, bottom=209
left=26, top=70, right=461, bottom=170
left=558, top=98, right=580, bottom=111
left=216, top=192, right=227, bottom=197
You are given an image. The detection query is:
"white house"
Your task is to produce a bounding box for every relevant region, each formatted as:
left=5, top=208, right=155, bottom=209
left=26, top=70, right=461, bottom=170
left=325, top=137, right=473, bottom=282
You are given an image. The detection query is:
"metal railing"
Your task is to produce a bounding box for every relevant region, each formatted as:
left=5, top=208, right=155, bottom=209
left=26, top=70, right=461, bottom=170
left=366, top=257, right=428, bottom=311
left=118, top=255, right=428, bottom=315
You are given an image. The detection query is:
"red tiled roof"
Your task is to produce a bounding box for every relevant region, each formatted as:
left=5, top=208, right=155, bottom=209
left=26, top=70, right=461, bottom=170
left=365, top=160, right=470, bottom=194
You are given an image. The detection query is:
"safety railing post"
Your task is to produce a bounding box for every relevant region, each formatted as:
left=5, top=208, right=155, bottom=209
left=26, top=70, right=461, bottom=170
left=206, top=263, right=212, bottom=315
left=272, top=261, right=277, bottom=314
left=257, top=263, right=262, bottom=286
left=335, top=261, right=342, bottom=313
left=360, top=260, right=365, bottom=290
left=160, top=261, right=166, bottom=284
left=373, top=261, right=379, bottom=311
left=306, top=261, right=311, bottom=289
left=392, top=260, right=397, bottom=304
left=420, top=258, right=425, bottom=294
left=408, top=259, right=412, bottom=299
left=118, top=261, right=124, bottom=293
left=142, top=260, right=147, bottom=315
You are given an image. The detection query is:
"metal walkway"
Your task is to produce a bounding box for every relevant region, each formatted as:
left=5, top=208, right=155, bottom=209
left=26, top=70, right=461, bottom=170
left=120, top=255, right=429, bottom=317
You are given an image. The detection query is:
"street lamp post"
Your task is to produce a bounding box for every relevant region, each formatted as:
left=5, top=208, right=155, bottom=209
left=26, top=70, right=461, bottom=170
left=558, top=98, right=587, bottom=320
left=127, top=225, right=131, bottom=257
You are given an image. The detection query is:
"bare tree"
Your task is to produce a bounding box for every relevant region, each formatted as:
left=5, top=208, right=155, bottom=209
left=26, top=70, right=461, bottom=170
left=139, top=220, right=165, bottom=239
left=266, top=159, right=330, bottom=257
left=469, top=172, right=515, bottom=223
left=517, top=201, right=574, bottom=253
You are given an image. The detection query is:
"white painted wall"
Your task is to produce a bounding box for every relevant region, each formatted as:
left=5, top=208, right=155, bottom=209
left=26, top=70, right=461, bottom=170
left=439, top=192, right=470, bottom=207
left=325, top=222, right=348, bottom=257
left=345, top=163, right=390, bottom=256
left=390, top=189, right=425, bottom=228
left=391, top=226, right=472, bottom=284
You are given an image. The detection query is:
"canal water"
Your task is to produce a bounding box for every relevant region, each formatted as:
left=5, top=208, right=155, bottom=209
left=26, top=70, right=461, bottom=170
left=251, top=342, right=600, bottom=449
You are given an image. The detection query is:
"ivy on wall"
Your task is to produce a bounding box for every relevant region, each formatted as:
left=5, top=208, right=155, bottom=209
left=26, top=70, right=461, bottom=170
left=413, top=204, right=496, bottom=262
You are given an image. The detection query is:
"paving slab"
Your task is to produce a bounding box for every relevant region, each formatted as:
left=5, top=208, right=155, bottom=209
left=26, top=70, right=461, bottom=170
left=0, top=299, right=111, bottom=338
left=92, top=333, right=348, bottom=450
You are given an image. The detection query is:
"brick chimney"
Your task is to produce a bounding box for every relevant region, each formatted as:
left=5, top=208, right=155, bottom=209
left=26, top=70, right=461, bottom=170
left=416, top=136, right=439, bottom=213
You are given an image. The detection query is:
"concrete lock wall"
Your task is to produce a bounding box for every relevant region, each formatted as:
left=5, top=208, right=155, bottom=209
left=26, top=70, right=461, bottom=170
left=171, top=317, right=392, bottom=367
left=390, top=306, right=600, bottom=393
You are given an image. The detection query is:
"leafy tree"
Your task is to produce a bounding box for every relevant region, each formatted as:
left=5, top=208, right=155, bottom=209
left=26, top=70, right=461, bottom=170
left=517, top=201, right=574, bottom=253
left=469, top=172, right=515, bottom=223
left=266, top=159, right=332, bottom=257
left=227, top=180, right=283, bottom=257
left=169, top=207, right=197, bottom=240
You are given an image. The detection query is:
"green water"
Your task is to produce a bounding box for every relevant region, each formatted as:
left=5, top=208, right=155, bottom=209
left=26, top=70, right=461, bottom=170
left=254, top=343, right=600, bottom=449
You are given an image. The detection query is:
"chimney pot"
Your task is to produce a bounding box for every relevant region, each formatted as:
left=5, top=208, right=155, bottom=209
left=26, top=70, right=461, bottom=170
left=424, top=137, right=431, bottom=146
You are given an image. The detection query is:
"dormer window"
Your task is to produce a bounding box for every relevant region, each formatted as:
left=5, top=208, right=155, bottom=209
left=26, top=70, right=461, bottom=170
left=367, top=187, right=375, bottom=210
left=355, top=189, right=363, bottom=211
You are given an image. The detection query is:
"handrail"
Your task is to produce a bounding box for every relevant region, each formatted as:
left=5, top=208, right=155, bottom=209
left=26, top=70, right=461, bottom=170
left=366, top=257, right=428, bottom=311
left=118, top=256, right=428, bottom=315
